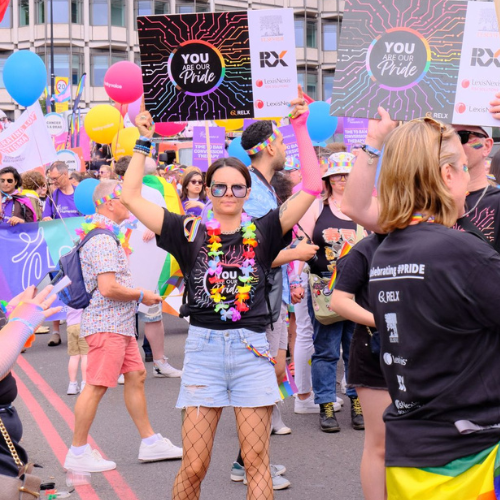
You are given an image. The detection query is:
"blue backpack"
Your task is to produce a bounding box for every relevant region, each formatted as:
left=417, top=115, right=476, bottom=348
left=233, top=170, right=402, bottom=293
left=57, top=228, right=119, bottom=309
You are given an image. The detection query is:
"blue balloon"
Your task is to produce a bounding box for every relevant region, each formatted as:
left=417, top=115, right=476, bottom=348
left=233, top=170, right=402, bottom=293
left=307, top=101, right=339, bottom=143
left=227, top=137, right=251, bottom=167
left=74, top=178, right=99, bottom=216
left=3, top=51, right=47, bottom=107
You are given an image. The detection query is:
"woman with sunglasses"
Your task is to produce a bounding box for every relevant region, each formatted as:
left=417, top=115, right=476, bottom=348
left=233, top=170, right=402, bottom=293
left=343, top=111, right=500, bottom=499
left=180, top=170, right=207, bottom=217
left=121, top=91, right=321, bottom=499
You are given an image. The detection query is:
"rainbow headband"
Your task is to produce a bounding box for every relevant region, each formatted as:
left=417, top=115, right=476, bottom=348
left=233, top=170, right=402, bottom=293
left=245, top=127, right=281, bottom=155
left=95, top=184, right=122, bottom=207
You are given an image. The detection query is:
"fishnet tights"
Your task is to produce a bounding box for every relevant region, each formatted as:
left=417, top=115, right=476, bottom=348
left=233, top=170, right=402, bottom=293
left=172, top=406, right=273, bottom=500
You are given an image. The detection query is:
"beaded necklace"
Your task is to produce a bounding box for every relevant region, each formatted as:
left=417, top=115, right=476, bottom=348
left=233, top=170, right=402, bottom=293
left=75, top=216, right=133, bottom=256
left=205, top=210, right=258, bottom=322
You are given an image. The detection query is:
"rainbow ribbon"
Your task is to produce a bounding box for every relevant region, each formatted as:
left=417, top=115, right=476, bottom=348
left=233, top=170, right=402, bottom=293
left=328, top=240, right=354, bottom=290
left=183, top=216, right=202, bottom=242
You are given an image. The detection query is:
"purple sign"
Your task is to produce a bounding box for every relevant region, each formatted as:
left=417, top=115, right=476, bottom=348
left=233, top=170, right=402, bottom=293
left=192, top=126, right=226, bottom=171
left=343, top=117, right=369, bottom=152
left=279, top=124, right=299, bottom=160
left=243, top=118, right=258, bottom=130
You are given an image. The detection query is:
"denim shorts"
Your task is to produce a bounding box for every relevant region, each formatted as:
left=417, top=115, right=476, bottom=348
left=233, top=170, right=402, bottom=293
left=137, top=304, right=162, bottom=323
left=176, top=326, right=281, bottom=409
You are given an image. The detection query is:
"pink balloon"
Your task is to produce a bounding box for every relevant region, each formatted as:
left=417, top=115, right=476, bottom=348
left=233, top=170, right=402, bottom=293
left=155, top=122, right=187, bottom=137
left=113, top=101, right=128, bottom=117
left=127, top=95, right=142, bottom=124
left=104, top=61, right=143, bottom=104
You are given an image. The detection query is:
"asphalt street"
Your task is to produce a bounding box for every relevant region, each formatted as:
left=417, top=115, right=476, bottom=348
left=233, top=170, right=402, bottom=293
left=12, top=314, right=364, bottom=499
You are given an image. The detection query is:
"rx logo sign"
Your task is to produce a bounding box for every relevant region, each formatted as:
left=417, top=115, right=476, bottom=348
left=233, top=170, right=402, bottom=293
left=259, top=51, right=288, bottom=68
left=470, top=48, right=500, bottom=67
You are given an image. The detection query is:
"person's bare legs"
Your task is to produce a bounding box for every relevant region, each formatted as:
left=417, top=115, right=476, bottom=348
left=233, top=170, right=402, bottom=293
left=357, top=387, right=391, bottom=500
left=144, top=320, right=164, bottom=361
left=68, top=355, right=80, bottom=382
left=81, top=354, right=87, bottom=382
left=235, top=406, right=273, bottom=500
left=72, top=383, right=107, bottom=446
left=274, top=349, right=287, bottom=385
left=172, top=406, right=223, bottom=500
left=123, top=369, right=155, bottom=438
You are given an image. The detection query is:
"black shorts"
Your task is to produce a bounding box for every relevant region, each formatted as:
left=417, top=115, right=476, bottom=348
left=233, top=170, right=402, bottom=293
left=347, top=324, right=388, bottom=390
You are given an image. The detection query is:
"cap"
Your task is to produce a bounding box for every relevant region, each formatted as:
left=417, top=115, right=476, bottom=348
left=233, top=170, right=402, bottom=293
left=284, top=156, right=301, bottom=171
left=321, top=152, right=356, bottom=178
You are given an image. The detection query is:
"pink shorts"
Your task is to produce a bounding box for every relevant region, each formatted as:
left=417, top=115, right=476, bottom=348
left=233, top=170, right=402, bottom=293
left=85, top=333, right=145, bottom=388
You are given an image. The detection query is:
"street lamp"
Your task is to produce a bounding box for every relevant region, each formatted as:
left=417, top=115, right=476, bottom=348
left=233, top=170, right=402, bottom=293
left=50, top=0, right=55, bottom=112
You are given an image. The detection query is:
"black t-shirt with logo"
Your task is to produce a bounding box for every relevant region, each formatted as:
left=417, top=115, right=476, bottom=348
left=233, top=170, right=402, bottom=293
left=369, top=222, right=500, bottom=467
left=156, top=208, right=291, bottom=333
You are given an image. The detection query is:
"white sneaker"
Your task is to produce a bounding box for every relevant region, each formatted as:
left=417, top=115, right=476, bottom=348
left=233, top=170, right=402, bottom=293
left=64, top=445, right=116, bottom=473
left=294, top=393, right=320, bottom=414
left=138, top=436, right=183, bottom=462
left=117, top=374, right=125, bottom=385
left=271, top=405, right=291, bottom=435
left=81, top=381, right=86, bottom=391
left=336, top=396, right=344, bottom=407
left=340, top=375, right=347, bottom=394
left=67, top=382, right=79, bottom=395
left=153, top=358, right=182, bottom=378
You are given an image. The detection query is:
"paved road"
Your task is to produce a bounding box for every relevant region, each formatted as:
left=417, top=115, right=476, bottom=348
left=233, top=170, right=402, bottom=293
left=13, top=314, right=364, bottom=499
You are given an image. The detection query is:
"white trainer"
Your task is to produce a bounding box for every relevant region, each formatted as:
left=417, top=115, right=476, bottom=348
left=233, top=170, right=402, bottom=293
left=294, top=393, right=320, bottom=414
left=153, top=358, right=182, bottom=378
left=117, top=374, right=125, bottom=385
left=64, top=445, right=116, bottom=473
left=67, top=382, right=79, bottom=395
left=138, top=436, right=183, bottom=462
left=80, top=381, right=86, bottom=391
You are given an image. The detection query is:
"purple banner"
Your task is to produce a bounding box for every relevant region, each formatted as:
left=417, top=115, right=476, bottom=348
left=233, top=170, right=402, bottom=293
left=279, top=124, right=299, bottom=160
left=192, top=126, right=226, bottom=172
left=343, top=117, right=369, bottom=151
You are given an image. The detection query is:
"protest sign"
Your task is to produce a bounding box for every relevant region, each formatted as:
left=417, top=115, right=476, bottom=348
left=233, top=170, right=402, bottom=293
left=45, top=112, right=67, bottom=137
left=192, top=126, right=226, bottom=171
left=137, top=9, right=297, bottom=122
left=0, top=102, right=58, bottom=173
left=343, top=118, right=369, bottom=151
left=54, top=76, right=69, bottom=113
left=56, top=148, right=83, bottom=172
left=279, top=124, right=299, bottom=159
left=330, top=0, right=469, bottom=123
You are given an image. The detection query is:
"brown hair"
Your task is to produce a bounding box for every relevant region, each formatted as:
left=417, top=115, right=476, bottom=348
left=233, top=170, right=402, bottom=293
left=378, top=120, right=461, bottom=232
left=180, top=170, right=207, bottom=202
left=22, top=170, right=46, bottom=191
left=206, top=157, right=252, bottom=188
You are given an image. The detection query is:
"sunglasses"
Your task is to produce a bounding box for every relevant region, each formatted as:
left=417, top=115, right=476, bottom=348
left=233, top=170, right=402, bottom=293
left=412, top=116, right=446, bottom=162
left=0, top=178, right=14, bottom=184
left=48, top=172, right=64, bottom=183
left=210, top=183, right=248, bottom=198
left=456, top=130, right=488, bottom=145
left=329, top=174, right=348, bottom=181
left=189, top=179, right=203, bottom=185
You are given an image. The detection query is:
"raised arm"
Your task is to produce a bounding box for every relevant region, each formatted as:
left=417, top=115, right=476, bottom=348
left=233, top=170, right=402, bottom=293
left=341, top=107, right=397, bottom=233
left=121, top=111, right=165, bottom=235
left=279, top=87, right=322, bottom=234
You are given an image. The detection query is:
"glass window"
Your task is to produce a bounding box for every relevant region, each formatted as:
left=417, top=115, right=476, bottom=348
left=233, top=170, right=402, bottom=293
left=0, top=53, right=12, bottom=88
left=72, top=53, right=83, bottom=84
left=294, top=19, right=304, bottom=48
left=176, top=4, right=194, bottom=13
left=323, top=22, right=338, bottom=51
left=323, top=71, right=335, bottom=100
left=91, top=53, right=109, bottom=86
left=91, top=0, right=108, bottom=25
left=306, top=73, right=317, bottom=100
left=111, top=0, right=125, bottom=26
left=136, top=0, right=151, bottom=17
left=196, top=2, right=209, bottom=12
left=154, top=0, right=169, bottom=14
left=19, top=0, right=30, bottom=27
left=0, top=3, right=12, bottom=28
left=297, top=72, right=304, bottom=90
left=306, top=19, right=317, bottom=48
left=35, top=0, right=45, bottom=23
left=71, top=0, right=82, bottom=23
left=48, top=0, right=69, bottom=23
left=111, top=52, right=127, bottom=64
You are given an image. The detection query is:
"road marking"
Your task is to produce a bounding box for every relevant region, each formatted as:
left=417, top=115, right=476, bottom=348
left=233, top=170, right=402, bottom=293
left=15, top=355, right=142, bottom=500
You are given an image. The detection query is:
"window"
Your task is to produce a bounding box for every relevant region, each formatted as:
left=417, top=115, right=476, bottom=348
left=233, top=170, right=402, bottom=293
left=176, top=1, right=209, bottom=13
left=91, top=0, right=108, bottom=25
left=91, top=50, right=127, bottom=86
left=71, top=0, right=82, bottom=23
left=297, top=71, right=318, bottom=100
left=35, top=0, right=44, bottom=23
left=136, top=0, right=152, bottom=16
left=323, top=71, right=335, bottom=101
left=154, top=0, right=169, bottom=14
left=306, top=19, right=317, bottom=48
left=48, top=0, right=69, bottom=23
left=111, top=0, right=126, bottom=26
left=323, top=21, right=338, bottom=51
left=72, top=54, right=83, bottom=84
left=0, top=52, right=12, bottom=88
left=19, top=0, right=30, bottom=27
left=0, top=3, right=12, bottom=28
left=294, top=19, right=304, bottom=48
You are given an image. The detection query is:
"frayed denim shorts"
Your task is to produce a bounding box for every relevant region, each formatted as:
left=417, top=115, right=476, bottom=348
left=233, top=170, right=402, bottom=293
left=176, top=325, right=281, bottom=409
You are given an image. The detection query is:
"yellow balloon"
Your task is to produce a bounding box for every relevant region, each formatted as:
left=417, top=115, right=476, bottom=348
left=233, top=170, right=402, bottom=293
left=111, top=127, right=140, bottom=159
left=84, top=104, right=123, bottom=144
left=215, top=118, right=244, bottom=131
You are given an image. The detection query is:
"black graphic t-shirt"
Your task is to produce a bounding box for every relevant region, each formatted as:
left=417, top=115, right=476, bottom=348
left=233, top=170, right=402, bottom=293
left=369, top=223, right=500, bottom=467
left=456, top=186, right=500, bottom=250
left=156, top=208, right=292, bottom=333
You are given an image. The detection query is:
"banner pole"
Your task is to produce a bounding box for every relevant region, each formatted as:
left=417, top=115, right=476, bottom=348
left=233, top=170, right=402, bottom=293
left=205, top=121, right=212, bottom=169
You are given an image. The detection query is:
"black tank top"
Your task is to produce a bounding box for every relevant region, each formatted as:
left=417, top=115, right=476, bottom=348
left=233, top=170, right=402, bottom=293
left=311, top=202, right=357, bottom=275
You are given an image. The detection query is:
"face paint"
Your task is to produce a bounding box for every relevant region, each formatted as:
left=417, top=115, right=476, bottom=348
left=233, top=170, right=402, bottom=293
left=468, top=139, right=484, bottom=150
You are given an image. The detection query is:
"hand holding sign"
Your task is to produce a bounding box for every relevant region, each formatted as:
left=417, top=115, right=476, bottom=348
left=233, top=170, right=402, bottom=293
left=489, top=92, right=500, bottom=121
left=135, top=100, right=155, bottom=140
left=366, top=107, right=398, bottom=150
left=288, top=85, right=309, bottom=121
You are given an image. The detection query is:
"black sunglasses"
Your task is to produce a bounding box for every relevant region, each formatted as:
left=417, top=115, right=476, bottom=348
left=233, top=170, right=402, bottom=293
left=189, top=179, right=203, bottom=185
left=210, top=183, right=248, bottom=198
left=456, top=130, right=488, bottom=145
left=0, top=178, right=14, bottom=184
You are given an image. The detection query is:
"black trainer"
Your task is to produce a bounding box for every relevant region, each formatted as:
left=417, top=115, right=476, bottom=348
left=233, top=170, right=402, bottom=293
left=319, top=402, right=340, bottom=433
left=350, top=396, right=365, bottom=430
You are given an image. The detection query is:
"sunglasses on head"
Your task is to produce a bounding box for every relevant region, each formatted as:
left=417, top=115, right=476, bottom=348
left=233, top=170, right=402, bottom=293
left=412, top=117, right=446, bottom=162
left=0, top=178, right=14, bottom=184
left=189, top=179, right=203, bottom=185
left=456, top=130, right=488, bottom=145
left=210, top=183, right=248, bottom=198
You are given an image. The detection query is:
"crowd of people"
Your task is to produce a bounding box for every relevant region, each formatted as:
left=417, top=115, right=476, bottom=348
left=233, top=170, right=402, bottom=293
left=1, top=86, right=500, bottom=500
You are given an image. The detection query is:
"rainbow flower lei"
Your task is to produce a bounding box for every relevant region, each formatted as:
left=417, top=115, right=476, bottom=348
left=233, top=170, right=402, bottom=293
left=75, top=216, right=133, bottom=256
left=206, top=211, right=258, bottom=322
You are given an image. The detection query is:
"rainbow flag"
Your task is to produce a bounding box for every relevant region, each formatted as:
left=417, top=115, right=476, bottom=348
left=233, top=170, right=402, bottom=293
left=52, top=81, right=71, bottom=103
left=387, top=443, right=500, bottom=500
left=328, top=240, right=354, bottom=290
left=73, top=73, right=86, bottom=109
left=278, top=364, right=298, bottom=400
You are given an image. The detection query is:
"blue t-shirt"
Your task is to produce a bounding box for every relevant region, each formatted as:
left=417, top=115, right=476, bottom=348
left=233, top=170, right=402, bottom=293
left=42, top=189, right=80, bottom=219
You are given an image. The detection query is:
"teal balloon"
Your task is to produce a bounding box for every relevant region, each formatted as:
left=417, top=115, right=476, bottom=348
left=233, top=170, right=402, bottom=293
left=3, top=51, right=47, bottom=107
left=74, top=178, right=99, bottom=215
left=227, top=137, right=251, bottom=167
left=307, top=101, right=338, bottom=143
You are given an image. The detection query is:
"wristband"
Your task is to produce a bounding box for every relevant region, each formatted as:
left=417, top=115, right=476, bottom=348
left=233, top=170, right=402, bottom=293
left=361, top=144, right=382, bottom=165
left=8, top=317, right=35, bottom=335
left=139, top=136, right=152, bottom=144
left=138, top=290, right=144, bottom=304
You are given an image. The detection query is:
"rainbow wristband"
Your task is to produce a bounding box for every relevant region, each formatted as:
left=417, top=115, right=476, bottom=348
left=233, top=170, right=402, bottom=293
left=138, top=290, right=144, bottom=304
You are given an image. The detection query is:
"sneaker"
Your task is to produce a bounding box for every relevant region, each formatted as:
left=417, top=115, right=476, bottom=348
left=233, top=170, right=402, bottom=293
left=294, top=393, right=320, bottom=414
left=153, top=358, right=182, bottom=378
left=270, top=464, right=286, bottom=476
left=138, top=436, right=183, bottom=462
left=81, top=381, right=86, bottom=391
left=319, top=402, right=340, bottom=433
left=48, top=332, right=61, bottom=346
left=67, top=382, right=79, bottom=395
left=117, top=374, right=125, bottom=385
left=64, top=445, right=116, bottom=473
left=35, top=325, right=50, bottom=334
left=336, top=396, right=344, bottom=408
left=340, top=374, right=347, bottom=394
left=243, top=466, right=291, bottom=490
left=271, top=405, right=291, bottom=435
left=230, top=462, right=245, bottom=482
left=350, top=396, right=365, bottom=430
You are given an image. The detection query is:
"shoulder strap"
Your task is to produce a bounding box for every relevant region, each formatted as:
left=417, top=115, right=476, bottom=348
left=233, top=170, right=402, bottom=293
left=458, top=216, right=499, bottom=253
left=78, top=228, right=120, bottom=250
